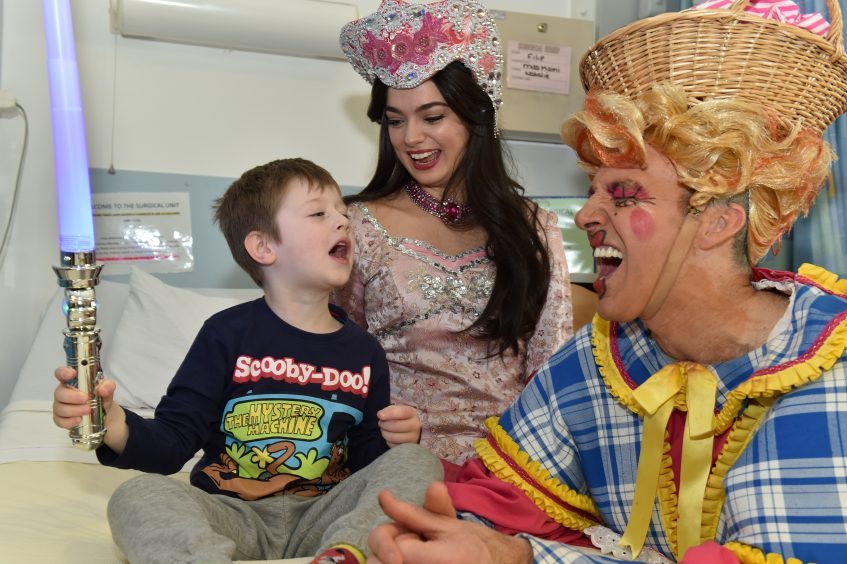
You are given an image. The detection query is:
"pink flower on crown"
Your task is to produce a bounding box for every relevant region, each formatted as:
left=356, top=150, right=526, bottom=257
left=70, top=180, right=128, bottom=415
left=391, top=32, right=416, bottom=63
left=363, top=31, right=400, bottom=73
left=413, top=13, right=455, bottom=58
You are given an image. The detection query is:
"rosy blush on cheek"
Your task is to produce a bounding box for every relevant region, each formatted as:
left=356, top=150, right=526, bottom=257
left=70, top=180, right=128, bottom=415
left=629, top=208, right=656, bottom=240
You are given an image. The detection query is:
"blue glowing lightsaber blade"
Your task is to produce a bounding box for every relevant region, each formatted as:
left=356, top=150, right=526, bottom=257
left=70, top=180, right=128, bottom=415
left=43, top=0, right=94, bottom=252
left=44, top=0, right=106, bottom=450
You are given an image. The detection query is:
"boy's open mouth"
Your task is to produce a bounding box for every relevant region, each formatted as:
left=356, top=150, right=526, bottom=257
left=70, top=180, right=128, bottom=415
left=330, top=241, right=349, bottom=259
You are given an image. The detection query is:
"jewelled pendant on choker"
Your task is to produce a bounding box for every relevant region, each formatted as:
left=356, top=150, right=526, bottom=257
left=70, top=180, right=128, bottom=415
left=405, top=182, right=472, bottom=224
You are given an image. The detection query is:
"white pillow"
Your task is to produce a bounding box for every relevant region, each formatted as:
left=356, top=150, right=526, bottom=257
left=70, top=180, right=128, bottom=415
left=104, top=268, right=261, bottom=409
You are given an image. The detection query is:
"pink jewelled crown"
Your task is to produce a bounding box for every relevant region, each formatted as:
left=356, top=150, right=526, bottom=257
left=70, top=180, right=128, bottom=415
left=340, top=0, right=504, bottom=113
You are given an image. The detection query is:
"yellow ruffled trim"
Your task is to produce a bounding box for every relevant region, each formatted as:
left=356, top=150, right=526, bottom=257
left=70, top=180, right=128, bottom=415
left=591, top=316, right=645, bottom=414
left=725, top=541, right=805, bottom=564
left=799, top=263, right=847, bottom=295
left=714, top=315, right=847, bottom=432
left=702, top=397, right=774, bottom=542
left=475, top=417, right=602, bottom=532
left=656, top=432, right=679, bottom=557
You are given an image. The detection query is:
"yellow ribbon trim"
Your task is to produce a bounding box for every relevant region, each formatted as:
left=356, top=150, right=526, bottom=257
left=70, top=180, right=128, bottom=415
left=475, top=417, right=602, bottom=532
left=591, top=265, right=847, bottom=559
left=656, top=441, right=679, bottom=552
left=677, top=369, right=717, bottom=557
left=725, top=541, right=805, bottom=564
left=618, top=363, right=717, bottom=558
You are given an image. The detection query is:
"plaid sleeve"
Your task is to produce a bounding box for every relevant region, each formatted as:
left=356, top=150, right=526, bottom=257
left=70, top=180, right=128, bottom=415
left=498, top=337, right=596, bottom=494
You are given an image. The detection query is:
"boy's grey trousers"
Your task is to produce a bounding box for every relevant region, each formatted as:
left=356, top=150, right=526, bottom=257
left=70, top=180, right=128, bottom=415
left=107, top=443, right=442, bottom=563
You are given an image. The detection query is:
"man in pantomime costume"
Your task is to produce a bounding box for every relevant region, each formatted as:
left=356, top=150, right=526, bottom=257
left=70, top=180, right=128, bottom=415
left=366, top=2, right=847, bottom=563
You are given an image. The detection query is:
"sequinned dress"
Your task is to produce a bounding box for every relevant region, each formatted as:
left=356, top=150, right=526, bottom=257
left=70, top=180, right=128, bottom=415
left=331, top=202, right=573, bottom=463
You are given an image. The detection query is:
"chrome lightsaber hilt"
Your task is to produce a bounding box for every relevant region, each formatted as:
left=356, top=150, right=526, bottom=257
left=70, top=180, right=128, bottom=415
left=52, top=251, right=105, bottom=450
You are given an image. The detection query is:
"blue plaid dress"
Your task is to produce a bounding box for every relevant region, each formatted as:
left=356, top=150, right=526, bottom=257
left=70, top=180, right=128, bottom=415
left=471, top=266, right=847, bottom=563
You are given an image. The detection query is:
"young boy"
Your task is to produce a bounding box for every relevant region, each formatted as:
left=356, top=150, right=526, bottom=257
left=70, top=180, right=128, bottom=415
left=52, top=158, right=441, bottom=564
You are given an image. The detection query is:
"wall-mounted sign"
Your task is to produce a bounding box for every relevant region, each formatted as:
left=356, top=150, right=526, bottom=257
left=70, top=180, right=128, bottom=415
left=506, top=40, right=571, bottom=95
left=93, top=192, right=193, bottom=274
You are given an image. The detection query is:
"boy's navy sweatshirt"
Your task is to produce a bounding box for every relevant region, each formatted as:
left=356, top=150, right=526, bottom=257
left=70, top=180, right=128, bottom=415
left=98, top=298, right=390, bottom=500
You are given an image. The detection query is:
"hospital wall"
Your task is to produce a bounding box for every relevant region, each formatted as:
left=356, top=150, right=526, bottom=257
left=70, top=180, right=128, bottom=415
left=0, top=0, right=608, bottom=409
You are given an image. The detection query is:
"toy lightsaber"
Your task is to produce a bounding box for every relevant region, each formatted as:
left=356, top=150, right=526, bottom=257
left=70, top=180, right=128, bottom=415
left=54, top=253, right=105, bottom=450
left=44, top=0, right=105, bottom=450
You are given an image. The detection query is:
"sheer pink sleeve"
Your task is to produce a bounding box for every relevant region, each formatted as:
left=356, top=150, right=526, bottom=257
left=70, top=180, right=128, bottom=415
left=525, top=208, right=573, bottom=378
left=330, top=205, right=369, bottom=329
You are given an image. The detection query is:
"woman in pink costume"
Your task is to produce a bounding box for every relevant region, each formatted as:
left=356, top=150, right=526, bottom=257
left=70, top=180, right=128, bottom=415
left=335, top=0, right=574, bottom=463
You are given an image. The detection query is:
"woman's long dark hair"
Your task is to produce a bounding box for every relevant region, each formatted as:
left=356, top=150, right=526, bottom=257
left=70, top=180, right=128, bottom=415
left=347, top=61, right=552, bottom=358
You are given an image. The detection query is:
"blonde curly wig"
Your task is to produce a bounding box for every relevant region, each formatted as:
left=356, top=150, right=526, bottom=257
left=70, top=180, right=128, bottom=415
left=561, top=84, right=833, bottom=264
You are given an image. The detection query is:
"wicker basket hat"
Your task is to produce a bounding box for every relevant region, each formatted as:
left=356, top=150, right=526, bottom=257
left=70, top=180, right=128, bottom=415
left=580, top=0, right=847, bottom=133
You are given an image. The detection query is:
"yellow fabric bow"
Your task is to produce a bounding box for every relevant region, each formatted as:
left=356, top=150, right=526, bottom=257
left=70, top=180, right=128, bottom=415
left=619, top=362, right=718, bottom=559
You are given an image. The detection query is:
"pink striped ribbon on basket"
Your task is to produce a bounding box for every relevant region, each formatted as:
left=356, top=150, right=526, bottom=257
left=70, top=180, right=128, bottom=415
left=694, top=0, right=830, bottom=36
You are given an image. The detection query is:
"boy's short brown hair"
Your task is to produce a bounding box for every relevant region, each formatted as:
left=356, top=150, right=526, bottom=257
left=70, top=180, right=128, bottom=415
left=214, top=158, right=339, bottom=287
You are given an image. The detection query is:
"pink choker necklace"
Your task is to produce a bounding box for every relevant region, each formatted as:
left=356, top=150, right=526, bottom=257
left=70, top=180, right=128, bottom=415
left=405, top=182, right=473, bottom=224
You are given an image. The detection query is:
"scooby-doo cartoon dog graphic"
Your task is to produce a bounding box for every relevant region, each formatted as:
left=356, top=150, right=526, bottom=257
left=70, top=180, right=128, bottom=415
left=202, top=410, right=354, bottom=500
left=283, top=440, right=351, bottom=497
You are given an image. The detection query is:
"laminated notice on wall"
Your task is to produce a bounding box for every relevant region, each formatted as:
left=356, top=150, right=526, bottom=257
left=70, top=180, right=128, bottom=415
left=506, top=40, right=571, bottom=95
left=93, top=192, right=193, bottom=275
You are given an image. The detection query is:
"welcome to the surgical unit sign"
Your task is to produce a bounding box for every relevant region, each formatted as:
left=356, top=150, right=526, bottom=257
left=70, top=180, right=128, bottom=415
left=92, top=192, right=193, bottom=275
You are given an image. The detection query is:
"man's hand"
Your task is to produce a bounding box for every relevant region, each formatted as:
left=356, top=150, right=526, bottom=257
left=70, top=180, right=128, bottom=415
left=368, top=481, right=533, bottom=564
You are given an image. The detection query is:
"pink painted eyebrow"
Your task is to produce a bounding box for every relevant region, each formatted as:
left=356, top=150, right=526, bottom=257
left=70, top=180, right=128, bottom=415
left=607, top=180, right=652, bottom=200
